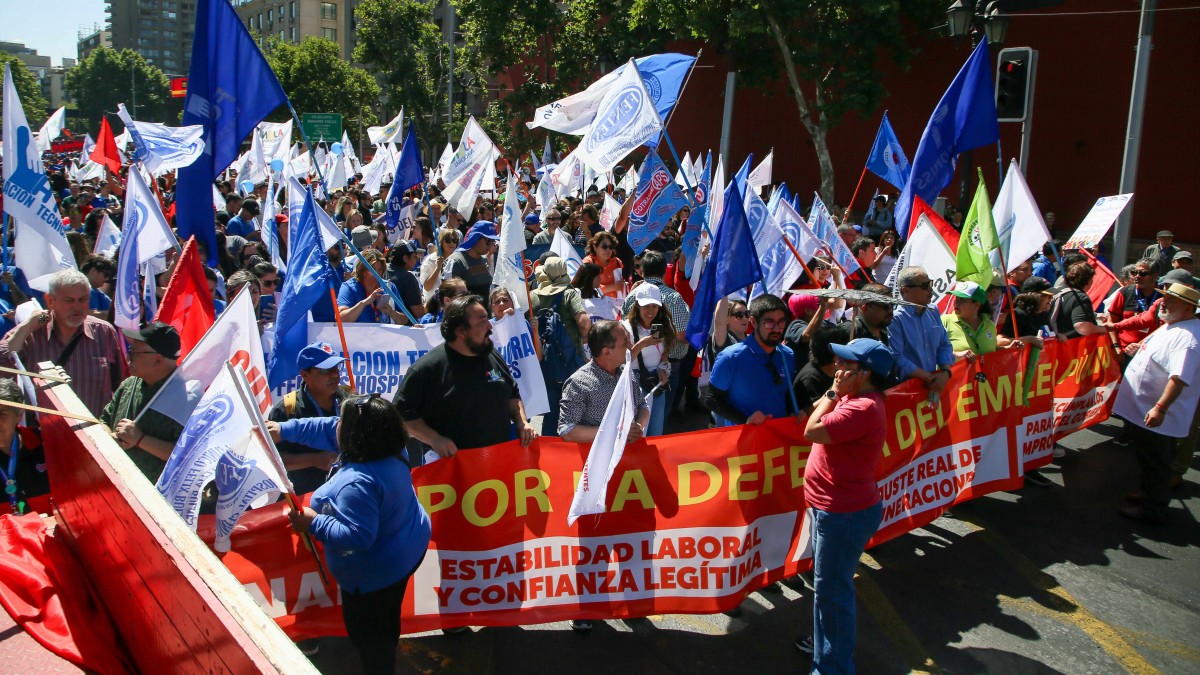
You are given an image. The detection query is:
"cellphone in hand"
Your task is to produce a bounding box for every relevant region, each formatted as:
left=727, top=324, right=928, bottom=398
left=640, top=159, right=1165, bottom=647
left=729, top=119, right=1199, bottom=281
left=650, top=325, right=663, bottom=339
left=258, top=294, right=276, bottom=315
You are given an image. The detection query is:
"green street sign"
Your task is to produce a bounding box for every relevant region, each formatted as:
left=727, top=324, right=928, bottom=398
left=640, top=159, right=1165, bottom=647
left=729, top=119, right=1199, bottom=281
left=301, top=113, right=343, bottom=143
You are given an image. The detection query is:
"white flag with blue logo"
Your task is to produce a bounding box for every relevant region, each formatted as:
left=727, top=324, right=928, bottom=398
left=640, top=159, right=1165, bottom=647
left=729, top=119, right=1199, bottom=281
left=93, top=214, right=122, bottom=258
left=576, top=60, right=664, bottom=174
left=494, top=174, right=530, bottom=313
left=117, top=103, right=205, bottom=176
left=156, top=362, right=289, bottom=552
left=551, top=227, right=583, bottom=278
left=114, top=170, right=178, bottom=329
left=3, top=64, right=76, bottom=291
left=441, top=116, right=497, bottom=218
left=568, top=352, right=636, bottom=525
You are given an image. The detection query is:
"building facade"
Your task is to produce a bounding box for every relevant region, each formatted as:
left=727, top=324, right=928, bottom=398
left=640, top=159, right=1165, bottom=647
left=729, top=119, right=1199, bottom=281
left=77, top=29, right=113, bottom=62
left=106, top=0, right=196, bottom=76
left=234, top=0, right=354, bottom=60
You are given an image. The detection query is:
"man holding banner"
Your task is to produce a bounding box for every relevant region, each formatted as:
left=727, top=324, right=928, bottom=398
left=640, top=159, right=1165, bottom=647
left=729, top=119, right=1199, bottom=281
left=394, top=295, right=536, bottom=459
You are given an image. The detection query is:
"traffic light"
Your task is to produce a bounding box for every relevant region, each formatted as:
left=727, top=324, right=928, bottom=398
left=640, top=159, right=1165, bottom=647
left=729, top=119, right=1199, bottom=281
left=996, top=47, right=1036, bottom=122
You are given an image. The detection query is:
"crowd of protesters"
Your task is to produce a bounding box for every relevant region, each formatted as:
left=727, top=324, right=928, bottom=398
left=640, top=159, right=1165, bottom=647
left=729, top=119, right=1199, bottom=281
left=1, top=144, right=1197, bottom=674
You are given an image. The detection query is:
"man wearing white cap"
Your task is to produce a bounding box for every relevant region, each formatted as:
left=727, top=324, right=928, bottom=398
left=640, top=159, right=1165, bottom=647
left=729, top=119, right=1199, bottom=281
left=1113, top=282, right=1200, bottom=524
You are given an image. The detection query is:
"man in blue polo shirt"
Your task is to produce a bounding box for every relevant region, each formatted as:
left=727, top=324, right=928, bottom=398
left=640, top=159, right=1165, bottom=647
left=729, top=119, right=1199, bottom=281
left=706, top=294, right=798, bottom=426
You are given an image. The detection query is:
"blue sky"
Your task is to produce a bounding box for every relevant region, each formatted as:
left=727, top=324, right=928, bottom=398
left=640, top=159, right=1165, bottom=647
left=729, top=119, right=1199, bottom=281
left=0, top=0, right=108, bottom=66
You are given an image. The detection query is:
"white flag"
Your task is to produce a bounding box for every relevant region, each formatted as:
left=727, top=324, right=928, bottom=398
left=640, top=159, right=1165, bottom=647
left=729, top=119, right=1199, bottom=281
left=93, top=214, right=122, bottom=258
left=441, top=116, right=497, bottom=218
left=490, top=313, right=549, bottom=417
left=3, top=65, right=75, bottom=292
left=156, top=363, right=289, bottom=552
left=551, top=227, right=583, bottom=278
left=435, top=141, right=454, bottom=177
left=494, top=174, right=530, bottom=313
left=360, top=146, right=395, bottom=196
left=80, top=133, right=95, bottom=159
left=599, top=192, right=621, bottom=231
left=567, top=352, right=637, bottom=525
left=368, top=108, right=405, bottom=146
left=576, top=60, right=663, bottom=174
left=550, top=150, right=584, bottom=200
left=256, top=120, right=293, bottom=165
left=748, top=150, right=773, bottom=194
left=674, top=151, right=693, bottom=188
left=142, top=287, right=271, bottom=426
left=528, top=68, right=624, bottom=135
left=287, top=177, right=342, bottom=252
left=212, top=184, right=224, bottom=210
left=260, top=180, right=285, bottom=270
left=117, top=103, right=205, bottom=175
left=35, top=106, right=67, bottom=154
left=341, top=130, right=361, bottom=173
left=536, top=176, right=556, bottom=211
left=991, top=159, right=1050, bottom=274
left=114, top=170, right=176, bottom=329
left=890, top=212, right=957, bottom=305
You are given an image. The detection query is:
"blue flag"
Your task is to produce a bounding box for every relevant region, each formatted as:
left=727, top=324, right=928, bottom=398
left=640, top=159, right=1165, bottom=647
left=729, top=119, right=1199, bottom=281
left=176, top=0, right=288, bottom=265
left=681, top=151, right=711, bottom=271
left=895, top=40, right=999, bottom=238
left=734, top=153, right=753, bottom=187
left=267, top=187, right=336, bottom=388
left=627, top=153, right=690, bottom=254
left=864, top=112, right=911, bottom=190
left=685, top=180, right=763, bottom=350
left=386, top=123, right=423, bottom=231
left=808, top=194, right=861, bottom=276
left=766, top=182, right=793, bottom=217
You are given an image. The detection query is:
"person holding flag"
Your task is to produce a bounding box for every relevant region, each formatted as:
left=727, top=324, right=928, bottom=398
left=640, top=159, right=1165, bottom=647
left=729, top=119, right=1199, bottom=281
left=102, top=322, right=185, bottom=481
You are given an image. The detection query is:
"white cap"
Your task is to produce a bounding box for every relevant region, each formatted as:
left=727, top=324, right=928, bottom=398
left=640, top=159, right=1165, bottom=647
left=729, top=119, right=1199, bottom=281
left=632, top=283, right=663, bottom=307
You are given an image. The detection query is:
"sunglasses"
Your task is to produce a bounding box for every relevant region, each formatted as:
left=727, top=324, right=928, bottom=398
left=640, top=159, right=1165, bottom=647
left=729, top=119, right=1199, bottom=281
left=731, top=311, right=749, bottom=319
left=260, top=278, right=278, bottom=288
left=814, top=264, right=831, bottom=271
left=597, top=243, right=614, bottom=250
left=905, top=282, right=933, bottom=290
left=1130, top=270, right=1153, bottom=277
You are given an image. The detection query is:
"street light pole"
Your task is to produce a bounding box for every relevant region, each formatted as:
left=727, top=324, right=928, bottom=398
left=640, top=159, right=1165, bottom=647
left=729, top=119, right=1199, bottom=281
left=1113, top=0, right=1157, bottom=268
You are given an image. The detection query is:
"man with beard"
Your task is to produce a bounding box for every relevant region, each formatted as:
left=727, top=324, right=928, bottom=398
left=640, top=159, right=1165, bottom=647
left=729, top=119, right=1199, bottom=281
left=0, top=270, right=127, bottom=417
left=1112, top=282, right=1200, bottom=524
left=706, top=294, right=799, bottom=426
left=393, top=295, right=537, bottom=458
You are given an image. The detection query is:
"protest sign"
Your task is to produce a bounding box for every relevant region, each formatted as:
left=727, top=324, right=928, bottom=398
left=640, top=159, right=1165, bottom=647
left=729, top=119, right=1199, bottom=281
left=1063, top=194, right=1133, bottom=250
left=202, top=335, right=1119, bottom=638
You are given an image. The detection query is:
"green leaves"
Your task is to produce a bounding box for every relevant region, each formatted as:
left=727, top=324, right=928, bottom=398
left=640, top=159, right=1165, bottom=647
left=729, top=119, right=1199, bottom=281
left=0, top=53, right=48, bottom=124
left=264, top=36, right=381, bottom=137
left=64, top=47, right=170, bottom=132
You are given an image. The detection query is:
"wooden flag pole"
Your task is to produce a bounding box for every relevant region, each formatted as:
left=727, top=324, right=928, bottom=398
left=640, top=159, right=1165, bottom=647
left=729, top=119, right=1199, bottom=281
left=846, top=165, right=869, bottom=219
left=328, top=285, right=357, bottom=392
left=0, top=365, right=71, bottom=384
left=0, top=399, right=98, bottom=425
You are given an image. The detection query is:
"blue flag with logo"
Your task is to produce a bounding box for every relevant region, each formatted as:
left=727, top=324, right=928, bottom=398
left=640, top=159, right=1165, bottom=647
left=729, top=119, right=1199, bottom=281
left=808, top=194, right=861, bottom=276
left=686, top=180, right=763, bottom=350
left=865, top=112, right=911, bottom=190
left=386, top=123, right=423, bottom=231
left=176, top=0, right=288, bottom=265
left=766, top=182, right=793, bottom=218
left=680, top=151, right=711, bottom=271
left=626, top=153, right=690, bottom=254
left=267, top=187, right=336, bottom=388
left=894, top=40, right=999, bottom=238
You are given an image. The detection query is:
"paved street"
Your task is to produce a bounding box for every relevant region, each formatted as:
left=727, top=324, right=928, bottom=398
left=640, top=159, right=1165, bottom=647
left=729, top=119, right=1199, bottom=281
left=311, top=416, right=1200, bottom=674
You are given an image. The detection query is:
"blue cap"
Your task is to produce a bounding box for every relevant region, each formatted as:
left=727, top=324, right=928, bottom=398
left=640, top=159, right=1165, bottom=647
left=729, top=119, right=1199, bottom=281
left=458, top=220, right=500, bottom=251
left=829, top=338, right=894, bottom=377
left=523, top=213, right=540, bottom=225
left=297, top=341, right=347, bottom=370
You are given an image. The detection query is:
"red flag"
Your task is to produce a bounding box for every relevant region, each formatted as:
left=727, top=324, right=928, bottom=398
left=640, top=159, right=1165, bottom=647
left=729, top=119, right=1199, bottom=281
left=1080, top=247, right=1122, bottom=309
left=154, top=238, right=215, bottom=361
left=90, top=116, right=122, bottom=174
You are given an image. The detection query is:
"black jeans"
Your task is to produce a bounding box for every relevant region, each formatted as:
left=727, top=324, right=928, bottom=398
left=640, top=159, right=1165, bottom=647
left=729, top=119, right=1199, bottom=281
left=342, top=569, right=416, bottom=674
left=1129, top=423, right=1177, bottom=518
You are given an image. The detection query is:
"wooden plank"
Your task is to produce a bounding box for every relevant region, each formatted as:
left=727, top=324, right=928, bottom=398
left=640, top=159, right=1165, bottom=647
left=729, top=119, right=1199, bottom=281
left=36, top=368, right=317, bottom=675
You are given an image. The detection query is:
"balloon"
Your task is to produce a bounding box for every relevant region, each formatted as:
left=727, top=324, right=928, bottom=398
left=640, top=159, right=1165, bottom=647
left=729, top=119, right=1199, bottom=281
left=331, top=143, right=344, bottom=156
left=270, top=158, right=284, bottom=173
left=239, top=180, right=255, bottom=194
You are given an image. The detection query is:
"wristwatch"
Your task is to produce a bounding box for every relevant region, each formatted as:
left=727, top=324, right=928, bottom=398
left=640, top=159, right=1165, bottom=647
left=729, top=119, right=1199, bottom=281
left=824, top=390, right=838, bottom=401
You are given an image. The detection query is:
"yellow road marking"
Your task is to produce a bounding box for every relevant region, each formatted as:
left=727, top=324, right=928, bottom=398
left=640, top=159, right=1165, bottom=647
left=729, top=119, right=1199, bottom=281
left=857, top=553, right=942, bottom=674
left=954, top=513, right=1158, bottom=674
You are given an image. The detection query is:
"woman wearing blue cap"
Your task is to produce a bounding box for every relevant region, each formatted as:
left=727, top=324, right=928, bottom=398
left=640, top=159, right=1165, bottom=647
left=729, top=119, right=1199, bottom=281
left=798, top=338, right=894, bottom=672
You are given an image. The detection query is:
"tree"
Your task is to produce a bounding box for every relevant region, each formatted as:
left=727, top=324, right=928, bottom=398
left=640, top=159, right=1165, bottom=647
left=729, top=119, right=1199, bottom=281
left=0, top=53, right=49, bottom=125
left=453, top=0, right=942, bottom=204
left=354, top=0, right=449, bottom=157
left=263, top=36, right=381, bottom=143
left=65, top=46, right=170, bottom=131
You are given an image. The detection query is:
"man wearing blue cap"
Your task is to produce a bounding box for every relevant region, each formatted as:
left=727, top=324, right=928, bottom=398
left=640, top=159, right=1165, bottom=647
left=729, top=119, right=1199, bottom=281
left=267, top=341, right=348, bottom=494
left=522, top=212, right=542, bottom=246
left=797, top=338, right=894, bottom=670
left=448, top=221, right=499, bottom=298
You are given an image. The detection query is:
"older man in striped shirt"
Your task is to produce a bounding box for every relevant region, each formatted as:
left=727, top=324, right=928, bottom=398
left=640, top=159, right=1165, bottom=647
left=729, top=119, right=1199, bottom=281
left=0, top=269, right=128, bottom=416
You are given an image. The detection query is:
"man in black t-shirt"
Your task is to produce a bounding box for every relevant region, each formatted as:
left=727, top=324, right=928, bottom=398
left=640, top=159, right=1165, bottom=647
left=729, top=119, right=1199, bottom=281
left=393, top=295, right=537, bottom=457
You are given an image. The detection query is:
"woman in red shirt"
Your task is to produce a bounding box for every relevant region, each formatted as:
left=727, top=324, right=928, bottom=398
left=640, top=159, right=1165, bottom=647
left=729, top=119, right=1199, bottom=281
left=582, top=231, right=624, bottom=298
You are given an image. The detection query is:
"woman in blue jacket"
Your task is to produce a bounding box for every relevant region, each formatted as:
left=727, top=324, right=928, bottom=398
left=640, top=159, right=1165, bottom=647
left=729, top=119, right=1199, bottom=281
left=279, top=394, right=431, bottom=673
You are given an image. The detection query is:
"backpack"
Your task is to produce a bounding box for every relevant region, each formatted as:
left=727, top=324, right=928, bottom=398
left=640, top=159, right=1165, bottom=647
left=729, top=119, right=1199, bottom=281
left=536, top=291, right=585, bottom=386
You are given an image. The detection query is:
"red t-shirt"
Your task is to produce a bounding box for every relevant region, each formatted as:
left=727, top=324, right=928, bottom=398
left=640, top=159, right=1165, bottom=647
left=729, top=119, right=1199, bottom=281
left=804, top=391, right=886, bottom=513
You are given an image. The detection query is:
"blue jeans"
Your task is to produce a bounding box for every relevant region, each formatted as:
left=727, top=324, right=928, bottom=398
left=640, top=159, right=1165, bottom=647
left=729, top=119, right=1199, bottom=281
left=810, top=502, right=883, bottom=675
left=645, top=387, right=667, bottom=436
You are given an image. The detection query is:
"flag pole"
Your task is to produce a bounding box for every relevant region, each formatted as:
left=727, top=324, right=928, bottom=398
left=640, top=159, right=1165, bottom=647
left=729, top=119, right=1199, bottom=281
left=229, top=363, right=332, bottom=589
left=977, top=167, right=1021, bottom=341
left=328, top=283, right=357, bottom=392
left=660, top=49, right=703, bottom=132
left=499, top=158, right=544, bottom=360
left=0, top=399, right=99, bottom=425
left=846, top=165, right=869, bottom=219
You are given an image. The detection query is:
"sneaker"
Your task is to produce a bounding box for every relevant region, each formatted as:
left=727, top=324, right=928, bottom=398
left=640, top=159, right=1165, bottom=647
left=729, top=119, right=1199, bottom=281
left=1052, top=445, right=1066, bottom=459
left=1024, top=470, right=1053, bottom=487
left=795, top=635, right=815, bottom=655
left=570, top=619, right=593, bottom=632
left=298, top=641, right=319, bottom=657
left=442, top=626, right=470, bottom=635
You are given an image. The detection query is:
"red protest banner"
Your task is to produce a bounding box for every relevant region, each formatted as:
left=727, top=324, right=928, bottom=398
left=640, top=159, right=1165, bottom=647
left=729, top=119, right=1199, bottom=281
left=198, top=335, right=1120, bottom=639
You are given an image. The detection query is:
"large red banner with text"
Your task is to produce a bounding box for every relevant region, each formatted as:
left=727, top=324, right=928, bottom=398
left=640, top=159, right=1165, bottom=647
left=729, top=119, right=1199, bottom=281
left=198, top=335, right=1120, bottom=638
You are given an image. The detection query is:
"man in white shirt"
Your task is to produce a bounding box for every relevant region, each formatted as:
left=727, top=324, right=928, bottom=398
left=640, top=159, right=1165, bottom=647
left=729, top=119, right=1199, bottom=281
left=1112, top=282, right=1200, bottom=524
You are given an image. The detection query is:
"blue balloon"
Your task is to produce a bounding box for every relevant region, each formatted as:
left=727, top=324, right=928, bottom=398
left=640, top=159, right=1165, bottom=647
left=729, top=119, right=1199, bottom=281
left=331, top=142, right=344, bottom=156
left=270, top=158, right=284, bottom=173
left=239, top=180, right=255, bottom=194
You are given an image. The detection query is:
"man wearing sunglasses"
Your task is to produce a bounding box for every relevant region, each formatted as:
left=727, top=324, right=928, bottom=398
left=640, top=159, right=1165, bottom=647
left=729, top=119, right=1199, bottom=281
left=1104, top=258, right=1163, bottom=352
left=889, top=267, right=955, bottom=400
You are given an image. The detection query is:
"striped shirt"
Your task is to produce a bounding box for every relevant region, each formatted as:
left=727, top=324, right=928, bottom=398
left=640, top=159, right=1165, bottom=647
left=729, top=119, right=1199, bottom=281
left=0, top=316, right=129, bottom=417
left=558, top=361, right=647, bottom=436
